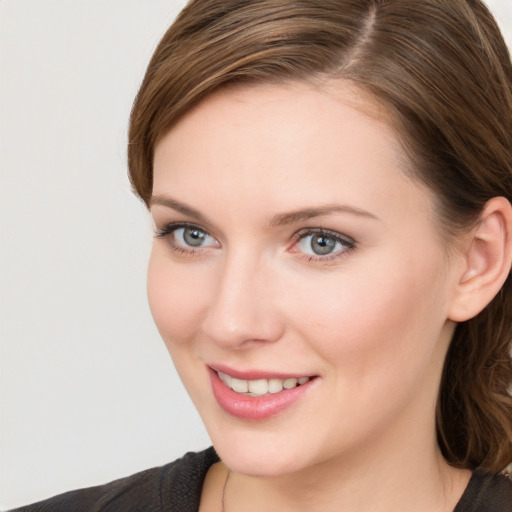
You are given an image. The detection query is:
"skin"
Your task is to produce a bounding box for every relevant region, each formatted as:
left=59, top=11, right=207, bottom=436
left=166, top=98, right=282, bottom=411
left=148, top=81, right=474, bottom=511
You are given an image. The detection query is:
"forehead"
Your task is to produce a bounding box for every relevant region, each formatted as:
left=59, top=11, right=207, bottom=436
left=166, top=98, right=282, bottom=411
left=152, top=80, right=434, bottom=227
left=154, top=80, right=399, bottom=175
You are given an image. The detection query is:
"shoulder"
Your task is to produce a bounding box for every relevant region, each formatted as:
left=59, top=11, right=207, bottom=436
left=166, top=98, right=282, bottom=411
left=455, top=469, right=512, bottom=512
left=9, top=447, right=219, bottom=512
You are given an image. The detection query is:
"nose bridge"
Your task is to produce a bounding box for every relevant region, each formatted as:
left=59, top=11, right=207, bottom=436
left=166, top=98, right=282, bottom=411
left=201, top=247, right=282, bottom=347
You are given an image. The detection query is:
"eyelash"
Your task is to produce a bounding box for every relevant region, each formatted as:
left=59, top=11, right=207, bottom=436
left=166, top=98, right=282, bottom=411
left=154, top=222, right=356, bottom=263
left=290, top=228, right=356, bottom=264
left=154, top=222, right=215, bottom=256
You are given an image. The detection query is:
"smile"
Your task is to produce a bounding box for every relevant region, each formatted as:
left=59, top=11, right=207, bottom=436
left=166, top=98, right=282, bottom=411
left=217, top=371, right=311, bottom=397
left=209, top=367, right=317, bottom=420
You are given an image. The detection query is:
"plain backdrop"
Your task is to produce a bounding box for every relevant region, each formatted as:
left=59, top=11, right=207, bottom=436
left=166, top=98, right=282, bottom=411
left=1, top=0, right=511, bottom=509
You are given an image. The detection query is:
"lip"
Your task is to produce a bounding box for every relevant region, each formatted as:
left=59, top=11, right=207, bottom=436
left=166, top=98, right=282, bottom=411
left=208, top=366, right=317, bottom=420
left=209, top=363, right=312, bottom=381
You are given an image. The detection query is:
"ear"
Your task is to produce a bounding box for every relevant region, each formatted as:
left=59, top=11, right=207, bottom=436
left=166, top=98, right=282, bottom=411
left=448, top=196, right=512, bottom=322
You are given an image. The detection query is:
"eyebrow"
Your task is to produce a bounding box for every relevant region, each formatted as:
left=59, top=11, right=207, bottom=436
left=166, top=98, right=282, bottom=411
left=269, top=205, right=378, bottom=226
left=150, top=195, right=208, bottom=224
left=150, top=195, right=378, bottom=226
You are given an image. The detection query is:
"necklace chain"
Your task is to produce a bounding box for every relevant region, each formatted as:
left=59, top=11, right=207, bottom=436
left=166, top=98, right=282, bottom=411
left=221, top=468, right=231, bottom=512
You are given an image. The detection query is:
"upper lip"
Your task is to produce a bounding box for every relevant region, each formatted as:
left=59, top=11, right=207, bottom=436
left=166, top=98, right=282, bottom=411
left=208, top=363, right=315, bottom=381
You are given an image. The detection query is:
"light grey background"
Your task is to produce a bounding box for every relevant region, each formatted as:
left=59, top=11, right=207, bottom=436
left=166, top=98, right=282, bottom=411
left=1, top=1, right=511, bottom=509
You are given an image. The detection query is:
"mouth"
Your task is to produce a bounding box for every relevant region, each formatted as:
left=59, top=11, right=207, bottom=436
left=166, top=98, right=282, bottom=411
left=217, top=371, right=312, bottom=397
left=208, top=366, right=318, bottom=420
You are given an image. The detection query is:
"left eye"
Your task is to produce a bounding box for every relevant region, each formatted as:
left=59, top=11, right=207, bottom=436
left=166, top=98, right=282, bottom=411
left=173, top=226, right=217, bottom=248
left=297, top=231, right=353, bottom=256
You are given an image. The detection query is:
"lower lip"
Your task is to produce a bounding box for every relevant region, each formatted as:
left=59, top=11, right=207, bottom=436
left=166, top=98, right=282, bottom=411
left=209, top=368, right=316, bottom=420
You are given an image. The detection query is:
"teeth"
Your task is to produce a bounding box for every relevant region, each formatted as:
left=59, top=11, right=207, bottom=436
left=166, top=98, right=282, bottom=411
left=231, top=378, right=249, bottom=393
left=218, top=372, right=232, bottom=387
left=283, top=378, right=298, bottom=389
left=218, top=372, right=311, bottom=397
left=268, top=378, right=284, bottom=394
left=248, top=379, right=268, bottom=395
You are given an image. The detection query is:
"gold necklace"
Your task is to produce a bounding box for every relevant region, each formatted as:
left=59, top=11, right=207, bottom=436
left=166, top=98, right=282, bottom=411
left=221, top=468, right=231, bottom=512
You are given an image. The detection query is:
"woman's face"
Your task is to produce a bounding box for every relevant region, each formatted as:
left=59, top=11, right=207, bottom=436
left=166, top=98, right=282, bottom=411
left=148, top=82, right=462, bottom=476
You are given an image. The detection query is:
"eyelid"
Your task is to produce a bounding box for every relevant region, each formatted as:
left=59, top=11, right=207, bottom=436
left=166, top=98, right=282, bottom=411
left=292, top=227, right=355, bottom=245
left=290, top=227, right=356, bottom=262
left=154, top=221, right=213, bottom=239
left=154, top=221, right=220, bottom=252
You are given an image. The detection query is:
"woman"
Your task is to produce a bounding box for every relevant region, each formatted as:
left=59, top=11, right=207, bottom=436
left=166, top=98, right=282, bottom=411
left=12, top=0, right=512, bottom=510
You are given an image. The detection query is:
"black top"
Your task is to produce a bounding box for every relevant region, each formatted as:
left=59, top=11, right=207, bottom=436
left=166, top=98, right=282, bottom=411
left=454, top=468, right=512, bottom=512
left=9, top=448, right=512, bottom=512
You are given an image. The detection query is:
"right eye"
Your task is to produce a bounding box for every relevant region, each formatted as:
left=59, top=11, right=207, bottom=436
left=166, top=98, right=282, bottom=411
left=155, top=223, right=219, bottom=253
left=174, top=226, right=217, bottom=247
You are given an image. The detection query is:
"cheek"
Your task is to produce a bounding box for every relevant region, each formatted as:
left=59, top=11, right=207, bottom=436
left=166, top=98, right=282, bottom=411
left=147, top=248, right=209, bottom=349
left=286, top=260, right=451, bottom=443
left=289, top=254, right=449, bottom=380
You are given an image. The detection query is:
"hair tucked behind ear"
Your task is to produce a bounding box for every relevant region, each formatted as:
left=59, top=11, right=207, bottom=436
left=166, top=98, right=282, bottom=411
left=128, top=0, right=512, bottom=472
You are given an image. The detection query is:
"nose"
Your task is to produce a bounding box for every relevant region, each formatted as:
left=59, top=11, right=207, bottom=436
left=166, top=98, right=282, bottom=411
left=200, top=252, right=284, bottom=349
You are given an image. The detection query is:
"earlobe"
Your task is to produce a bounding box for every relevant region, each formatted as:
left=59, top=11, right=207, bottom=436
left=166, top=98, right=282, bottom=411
left=448, top=197, right=512, bottom=322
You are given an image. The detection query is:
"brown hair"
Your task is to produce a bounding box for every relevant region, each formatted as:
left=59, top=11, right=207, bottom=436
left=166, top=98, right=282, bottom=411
left=128, top=0, right=512, bottom=472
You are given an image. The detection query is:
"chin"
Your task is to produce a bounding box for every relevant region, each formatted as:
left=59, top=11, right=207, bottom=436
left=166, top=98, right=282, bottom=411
left=217, top=445, right=306, bottom=477
left=205, top=419, right=322, bottom=477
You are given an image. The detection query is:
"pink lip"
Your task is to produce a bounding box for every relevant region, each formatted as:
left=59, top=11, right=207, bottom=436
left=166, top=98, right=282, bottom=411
left=208, top=367, right=317, bottom=420
left=209, top=363, right=311, bottom=381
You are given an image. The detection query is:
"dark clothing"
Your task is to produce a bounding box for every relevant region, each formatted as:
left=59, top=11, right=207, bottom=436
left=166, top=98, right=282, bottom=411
left=9, top=449, right=219, bottom=512
left=10, top=448, right=512, bottom=511
left=454, top=468, right=512, bottom=512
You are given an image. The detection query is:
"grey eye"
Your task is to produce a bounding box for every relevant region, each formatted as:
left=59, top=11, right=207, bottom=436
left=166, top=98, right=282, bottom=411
left=174, top=227, right=216, bottom=248
left=297, top=231, right=353, bottom=257
left=309, top=234, right=337, bottom=255
left=183, top=227, right=207, bottom=246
